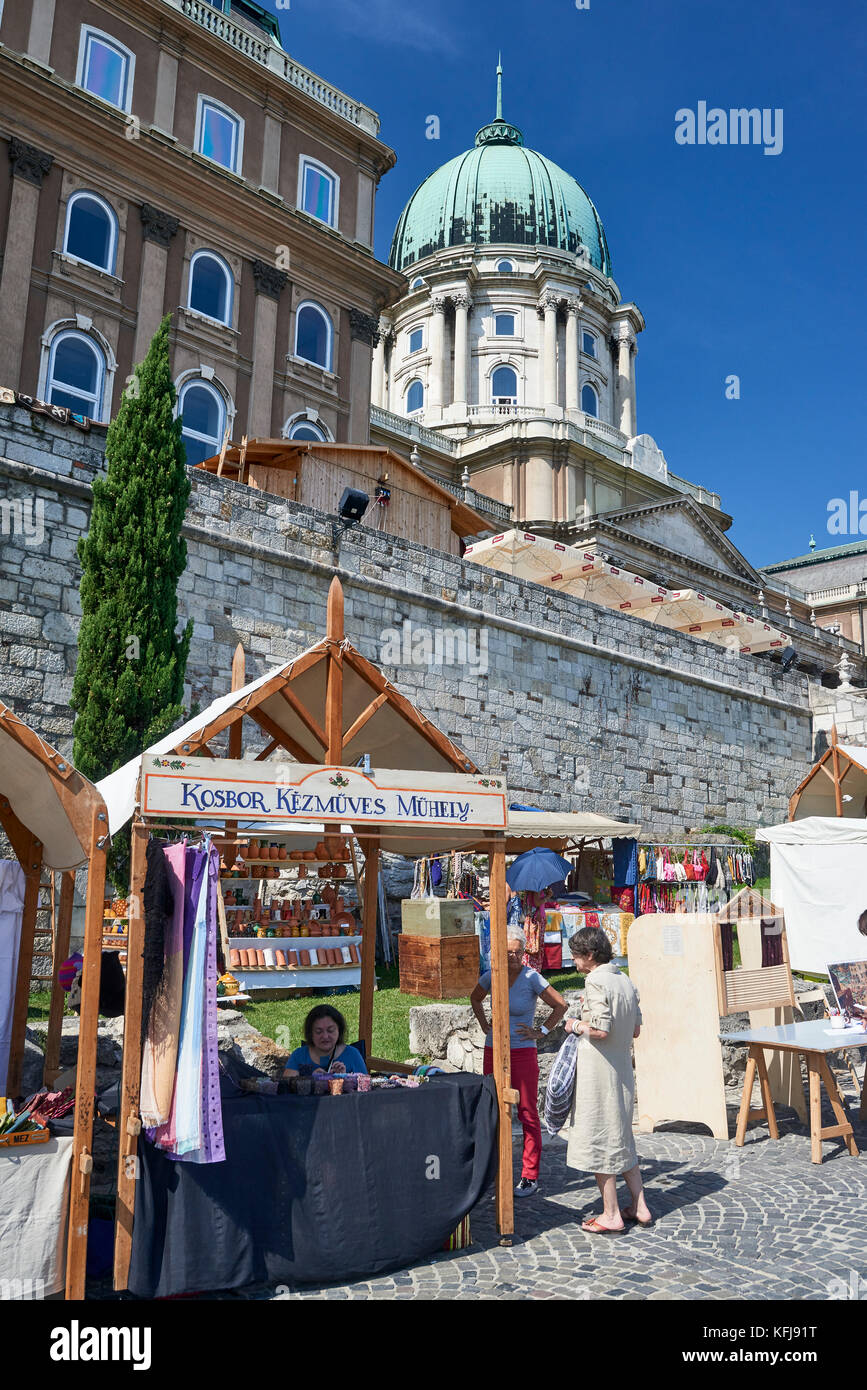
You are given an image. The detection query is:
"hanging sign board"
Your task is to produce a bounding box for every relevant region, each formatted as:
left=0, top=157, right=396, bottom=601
left=141, top=757, right=508, bottom=830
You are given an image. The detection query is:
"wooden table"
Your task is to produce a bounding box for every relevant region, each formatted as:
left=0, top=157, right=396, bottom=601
left=723, top=1019, right=867, bottom=1163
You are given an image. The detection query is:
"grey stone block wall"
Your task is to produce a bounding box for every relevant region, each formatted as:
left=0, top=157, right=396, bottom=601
left=0, top=402, right=814, bottom=834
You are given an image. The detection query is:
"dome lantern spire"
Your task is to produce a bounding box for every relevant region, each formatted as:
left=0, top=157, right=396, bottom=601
left=475, top=52, right=523, bottom=146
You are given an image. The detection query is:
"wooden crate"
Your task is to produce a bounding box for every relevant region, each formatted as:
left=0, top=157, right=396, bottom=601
left=401, top=898, right=475, bottom=937
left=398, top=933, right=479, bottom=999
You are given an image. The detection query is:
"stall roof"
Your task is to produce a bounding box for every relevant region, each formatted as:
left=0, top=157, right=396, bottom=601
left=505, top=810, right=640, bottom=841
left=757, top=816, right=867, bottom=845
left=98, top=633, right=478, bottom=839
left=786, top=743, right=867, bottom=820
left=0, top=700, right=105, bottom=870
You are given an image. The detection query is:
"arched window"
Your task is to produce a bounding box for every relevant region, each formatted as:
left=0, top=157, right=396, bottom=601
left=494, top=313, right=515, bottom=336
left=410, top=276, right=425, bottom=289
left=178, top=379, right=226, bottom=466
left=496, top=259, right=514, bottom=273
left=76, top=27, right=135, bottom=111
left=287, top=418, right=328, bottom=441
left=408, top=327, right=423, bottom=354
left=63, top=191, right=118, bottom=273
left=406, top=379, right=424, bottom=413
left=195, top=96, right=244, bottom=174
left=188, top=251, right=233, bottom=325
left=294, top=302, right=332, bottom=369
left=298, top=156, right=338, bottom=228
left=46, top=331, right=106, bottom=418
left=581, top=383, right=599, bottom=418
left=491, top=365, right=518, bottom=404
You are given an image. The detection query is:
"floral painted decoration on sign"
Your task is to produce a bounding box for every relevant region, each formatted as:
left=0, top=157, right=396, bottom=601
left=152, top=758, right=188, bottom=770
left=329, top=773, right=350, bottom=787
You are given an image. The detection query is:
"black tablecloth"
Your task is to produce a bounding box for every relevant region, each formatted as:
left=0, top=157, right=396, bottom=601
left=127, top=1074, right=498, bottom=1297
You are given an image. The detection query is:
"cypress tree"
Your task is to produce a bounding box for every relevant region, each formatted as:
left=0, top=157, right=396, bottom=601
left=71, top=315, right=193, bottom=884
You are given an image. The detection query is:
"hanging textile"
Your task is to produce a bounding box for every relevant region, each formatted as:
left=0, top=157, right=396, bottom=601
left=140, top=841, right=186, bottom=1129
left=146, top=843, right=224, bottom=1164
left=761, top=918, right=784, bottom=968
left=521, top=892, right=545, bottom=972
left=0, top=861, right=26, bottom=1092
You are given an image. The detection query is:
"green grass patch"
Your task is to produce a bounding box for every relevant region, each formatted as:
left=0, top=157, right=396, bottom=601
left=27, top=990, right=52, bottom=1022
left=245, top=964, right=585, bottom=1063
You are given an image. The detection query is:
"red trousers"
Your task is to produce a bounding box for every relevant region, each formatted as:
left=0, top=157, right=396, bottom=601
left=483, top=1046, right=541, bottom=1181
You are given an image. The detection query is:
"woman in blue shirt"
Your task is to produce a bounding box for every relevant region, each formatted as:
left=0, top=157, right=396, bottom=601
left=283, top=1005, right=368, bottom=1076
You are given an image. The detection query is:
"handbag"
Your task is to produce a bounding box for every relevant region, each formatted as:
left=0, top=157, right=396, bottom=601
left=543, top=1030, right=580, bottom=1135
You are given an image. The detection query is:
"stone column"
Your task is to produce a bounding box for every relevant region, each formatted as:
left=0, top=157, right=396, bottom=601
left=452, top=291, right=472, bottom=410
left=565, top=298, right=581, bottom=410
left=133, top=205, right=179, bottom=366
left=153, top=48, right=180, bottom=135
left=27, top=0, right=56, bottom=67
left=614, top=331, right=635, bottom=436
left=371, top=316, right=392, bottom=409
left=538, top=292, right=559, bottom=412
left=629, top=338, right=638, bottom=436
left=427, top=295, right=447, bottom=418
left=348, top=310, right=379, bottom=441
left=0, top=140, right=53, bottom=391
left=248, top=260, right=289, bottom=438
left=260, top=111, right=282, bottom=196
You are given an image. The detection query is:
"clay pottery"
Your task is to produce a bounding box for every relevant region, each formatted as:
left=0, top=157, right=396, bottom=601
left=229, top=949, right=241, bottom=968
left=278, top=845, right=287, bottom=861
left=275, top=950, right=287, bottom=967
left=249, top=840, right=260, bottom=859
left=303, top=850, right=317, bottom=861
left=268, top=843, right=278, bottom=861
left=289, top=849, right=303, bottom=861
left=297, top=865, right=307, bottom=881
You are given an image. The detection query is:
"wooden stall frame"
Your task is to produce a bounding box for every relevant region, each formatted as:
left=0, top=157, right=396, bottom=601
left=113, top=577, right=516, bottom=1289
left=0, top=704, right=108, bottom=1300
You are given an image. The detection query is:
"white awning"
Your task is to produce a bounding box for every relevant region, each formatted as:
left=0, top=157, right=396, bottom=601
left=506, top=810, right=640, bottom=841
left=757, top=816, right=867, bottom=973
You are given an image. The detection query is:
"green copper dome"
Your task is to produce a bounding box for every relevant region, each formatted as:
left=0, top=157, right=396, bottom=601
left=389, top=64, right=611, bottom=276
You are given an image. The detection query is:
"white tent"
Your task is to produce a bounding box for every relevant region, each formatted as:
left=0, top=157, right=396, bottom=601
left=757, top=816, right=867, bottom=974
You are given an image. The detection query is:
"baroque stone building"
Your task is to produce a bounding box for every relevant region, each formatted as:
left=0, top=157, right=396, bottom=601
left=0, top=0, right=401, bottom=454
left=368, top=67, right=860, bottom=682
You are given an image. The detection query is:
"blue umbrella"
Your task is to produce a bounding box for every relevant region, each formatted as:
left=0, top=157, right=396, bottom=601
left=506, top=847, right=573, bottom=893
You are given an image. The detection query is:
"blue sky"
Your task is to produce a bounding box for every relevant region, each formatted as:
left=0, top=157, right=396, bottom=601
left=261, top=0, right=866, bottom=570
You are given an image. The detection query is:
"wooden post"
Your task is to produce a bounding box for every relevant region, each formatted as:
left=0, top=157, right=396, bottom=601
left=831, top=725, right=843, bottom=816
left=6, top=834, right=43, bottom=1096
left=65, top=805, right=108, bottom=1300
left=488, top=834, right=514, bottom=1241
left=358, top=837, right=379, bottom=1058
left=326, top=576, right=344, bottom=766
left=113, top=818, right=148, bottom=1291
left=225, top=644, right=245, bottom=846
left=44, top=871, right=75, bottom=1087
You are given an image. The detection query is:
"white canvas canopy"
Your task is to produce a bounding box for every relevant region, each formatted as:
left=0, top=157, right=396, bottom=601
left=505, top=810, right=640, bottom=842
left=464, top=532, right=785, bottom=654
left=757, top=816, right=867, bottom=974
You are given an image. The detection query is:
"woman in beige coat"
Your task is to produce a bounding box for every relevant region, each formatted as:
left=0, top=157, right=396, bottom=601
left=564, top=925, right=652, bottom=1233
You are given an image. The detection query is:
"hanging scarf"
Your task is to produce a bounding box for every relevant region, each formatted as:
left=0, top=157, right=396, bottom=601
left=140, top=841, right=187, bottom=1128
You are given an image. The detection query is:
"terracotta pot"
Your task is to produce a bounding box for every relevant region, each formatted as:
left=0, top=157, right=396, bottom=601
left=278, top=845, right=287, bottom=861
left=270, top=843, right=279, bottom=861
left=249, top=840, right=260, bottom=859
left=229, top=949, right=241, bottom=968
left=275, top=950, right=287, bottom=967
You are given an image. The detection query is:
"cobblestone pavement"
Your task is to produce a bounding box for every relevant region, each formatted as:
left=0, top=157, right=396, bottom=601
left=213, top=1074, right=867, bottom=1303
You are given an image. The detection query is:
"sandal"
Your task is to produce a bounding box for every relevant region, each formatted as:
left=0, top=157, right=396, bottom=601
left=620, top=1205, right=653, bottom=1227
left=581, top=1218, right=625, bottom=1235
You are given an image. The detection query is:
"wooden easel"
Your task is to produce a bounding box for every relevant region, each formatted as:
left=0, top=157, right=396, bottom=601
left=631, top=894, right=804, bottom=1139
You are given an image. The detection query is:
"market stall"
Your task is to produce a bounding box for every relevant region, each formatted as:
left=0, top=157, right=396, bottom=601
left=757, top=817, right=867, bottom=976
left=100, top=580, right=517, bottom=1295
left=0, top=700, right=108, bottom=1299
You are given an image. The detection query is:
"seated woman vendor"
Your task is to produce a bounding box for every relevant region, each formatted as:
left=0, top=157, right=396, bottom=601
left=283, top=1005, right=368, bottom=1076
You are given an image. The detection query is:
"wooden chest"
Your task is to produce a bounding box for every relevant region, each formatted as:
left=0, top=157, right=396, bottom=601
left=398, top=932, right=480, bottom=999
left=400, top=898, right=475, bottom=937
